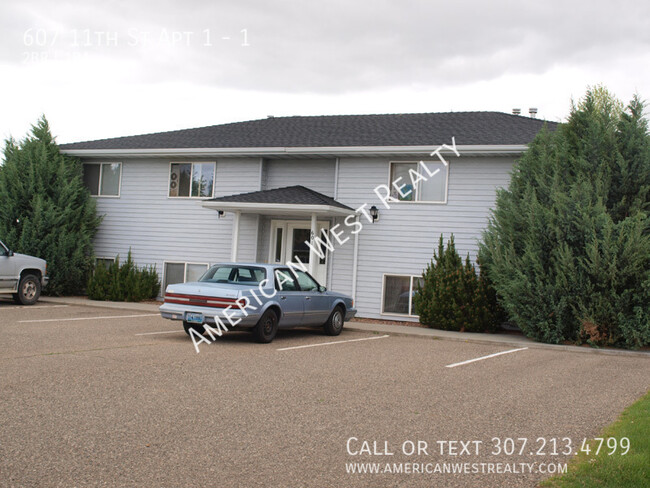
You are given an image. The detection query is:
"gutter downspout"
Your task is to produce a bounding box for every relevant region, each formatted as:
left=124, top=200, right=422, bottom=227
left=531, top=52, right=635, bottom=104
left=351, top=215, right=360, bottom=303
left=333, top=157, right=339, bottom=199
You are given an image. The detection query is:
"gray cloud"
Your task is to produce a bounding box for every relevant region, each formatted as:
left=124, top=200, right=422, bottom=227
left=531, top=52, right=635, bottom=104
left=3, top=0, right=650, bottom=93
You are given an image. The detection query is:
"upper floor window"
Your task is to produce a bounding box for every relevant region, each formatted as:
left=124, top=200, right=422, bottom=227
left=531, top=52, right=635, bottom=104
left=83, top=162, right=122, bottom=197
left=169, top=162, right=215, bottom=198
left=389, top=161, right=448, bottom=203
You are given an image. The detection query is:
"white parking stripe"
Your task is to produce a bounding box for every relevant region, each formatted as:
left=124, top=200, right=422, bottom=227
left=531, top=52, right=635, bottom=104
left=445, top=347, right=529, bottom=368
left=18, top=313, right=160, bottom=323
left=277, top=334, right=389, bottom=351
left=2, top=305, right=69, bottom=310
left=135, top=330, right=182, bottom=336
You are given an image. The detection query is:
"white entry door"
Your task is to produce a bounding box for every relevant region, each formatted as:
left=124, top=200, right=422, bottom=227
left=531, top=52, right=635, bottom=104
left=269, top=220, right=330, bottom=286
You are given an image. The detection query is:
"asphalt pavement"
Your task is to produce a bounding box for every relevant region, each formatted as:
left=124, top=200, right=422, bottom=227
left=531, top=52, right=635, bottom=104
left=1, top=300, right=648, bottom=487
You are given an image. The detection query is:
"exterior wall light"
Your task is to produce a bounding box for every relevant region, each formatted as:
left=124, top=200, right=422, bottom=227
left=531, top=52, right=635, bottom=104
left=370, top=205, right=379, bottom=223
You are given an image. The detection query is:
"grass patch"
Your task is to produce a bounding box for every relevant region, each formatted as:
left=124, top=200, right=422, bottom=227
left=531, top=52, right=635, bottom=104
left=541, top=390, right=650, bottom=488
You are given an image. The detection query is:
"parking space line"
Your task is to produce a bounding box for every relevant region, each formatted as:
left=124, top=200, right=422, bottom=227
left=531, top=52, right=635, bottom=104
left=277, top=334, right=390, bottom=351
left=1, top=304, right=69, bottom=310
left=135, top=330, right=182, bottom=336
left=445, top=347, right=529, bottom=368
left=18, top=313, right=160, bottom=323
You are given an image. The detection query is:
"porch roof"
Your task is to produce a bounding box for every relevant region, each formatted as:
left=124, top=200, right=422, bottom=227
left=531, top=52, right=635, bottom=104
left=202, top=185, right=356, bottom=217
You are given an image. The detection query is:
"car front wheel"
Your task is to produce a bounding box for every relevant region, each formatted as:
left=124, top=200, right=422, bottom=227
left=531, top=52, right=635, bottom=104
left=252, top=309, right=278, bottom=343
left=324, top=306, right=344, bottom=336
left=14, top=274, right=41, bottom=305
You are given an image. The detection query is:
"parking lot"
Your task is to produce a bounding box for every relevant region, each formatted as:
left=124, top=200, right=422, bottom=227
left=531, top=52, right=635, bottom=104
left=1, top=300, right=649, bottom=488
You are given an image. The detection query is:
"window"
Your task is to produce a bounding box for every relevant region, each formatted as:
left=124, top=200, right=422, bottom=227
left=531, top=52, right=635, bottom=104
left=294, top=270, right=319, bottom=291
left=83, top=163, right=122, bottom=196
left=389, top=161, right=448, bottom=203
left=96, top=258, right=115, bottom=269
left=382, top=274, right=424, bottom=316
left=163, top=262, right=209, bottom=290
left=275, top=269, right=298, bottom=291
left=200, top=265, right=267, bottom=284
left=274, top=227, right=283, bottom=263
left=290, top=228, right=311, bottom=264
left=186, top=263, right=208, bottom=282
left=169, top=162, right=215, bottom=197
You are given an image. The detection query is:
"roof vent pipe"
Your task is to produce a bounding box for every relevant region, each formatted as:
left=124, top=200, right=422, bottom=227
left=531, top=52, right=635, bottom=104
left=529, top=108, right=538, bottom=118
left=512, top=108, right=521, bottom=115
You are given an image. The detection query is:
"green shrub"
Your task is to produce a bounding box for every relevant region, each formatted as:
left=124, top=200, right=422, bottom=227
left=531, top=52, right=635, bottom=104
left=414, top=235, right=505, bottom=333
left=480, top=87, right=650, bottom=349
left=87, top=250, right=160, bottom=302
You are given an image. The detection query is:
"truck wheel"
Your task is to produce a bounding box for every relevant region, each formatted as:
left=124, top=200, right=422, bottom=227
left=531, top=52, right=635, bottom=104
left=183, top=321, right=206, bottom=337
left=323, top=306, right=345, bottom=336
left=252, top=309, right=278, bottom=343
left=14, top=274, right=41, bottom=305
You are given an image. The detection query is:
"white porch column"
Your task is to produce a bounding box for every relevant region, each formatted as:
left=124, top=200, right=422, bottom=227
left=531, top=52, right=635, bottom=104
left=231, top=211, right=241, bottom=262
left=308, top=212, right=317, bottom=275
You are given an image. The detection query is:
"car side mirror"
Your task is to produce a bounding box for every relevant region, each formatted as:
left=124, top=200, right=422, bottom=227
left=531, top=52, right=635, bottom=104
left=6, top=250, right=13, bottom=257
left=319, top=285, right=327, bottom=292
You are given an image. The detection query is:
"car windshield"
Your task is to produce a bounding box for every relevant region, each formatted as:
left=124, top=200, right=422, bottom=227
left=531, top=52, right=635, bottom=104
left=199, top=265, right=267, bottom=285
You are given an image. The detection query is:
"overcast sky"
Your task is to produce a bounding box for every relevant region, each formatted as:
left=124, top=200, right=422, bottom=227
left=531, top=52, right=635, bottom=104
left=1, top=0, right=649, bottom=144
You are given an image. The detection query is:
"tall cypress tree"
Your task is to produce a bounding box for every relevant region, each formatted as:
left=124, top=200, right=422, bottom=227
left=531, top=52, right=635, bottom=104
left=0, top=116, right=102, bottom=295
left=480, top=88, right=650, bottom=349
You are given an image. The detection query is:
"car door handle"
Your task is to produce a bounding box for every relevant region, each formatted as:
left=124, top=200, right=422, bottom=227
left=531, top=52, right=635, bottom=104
left=305, top=296, right=311, bottom=300
left=280, top=296, right=287, bottom=300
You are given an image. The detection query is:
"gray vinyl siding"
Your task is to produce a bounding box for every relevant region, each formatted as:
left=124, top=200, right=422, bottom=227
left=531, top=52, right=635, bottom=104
left=85, top=152, right=515, bottom=315
left=256, top=216, right=271, bottom=263
left=332, top=156, right=515, bottom=320
left=87, top=157, right=261, bottom=292
left=328, top=216, right=355, bottom=297
left=263, top=159, right=336, bottom=196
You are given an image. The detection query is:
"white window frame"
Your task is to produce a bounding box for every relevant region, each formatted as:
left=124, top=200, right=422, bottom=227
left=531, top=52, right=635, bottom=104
left=167, top=161, right=216, bottom=199
left=84, top=162, right=122, bottom=198
left=387, top=161, right=449, bottom=204
left=162, top=261, right=209, bottom=290
left=380, top=273, right=423, bottom=317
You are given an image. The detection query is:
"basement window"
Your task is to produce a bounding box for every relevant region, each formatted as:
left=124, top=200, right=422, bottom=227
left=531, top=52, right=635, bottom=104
left=381, top=274, right=424, bottom=316
left=163, top=262, right=209, bottom=290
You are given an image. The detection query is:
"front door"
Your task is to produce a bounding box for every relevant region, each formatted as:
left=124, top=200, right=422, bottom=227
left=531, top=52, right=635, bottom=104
left=286, top=222, right=329, bottom=286
left=269, top=220, right=330, bottom=286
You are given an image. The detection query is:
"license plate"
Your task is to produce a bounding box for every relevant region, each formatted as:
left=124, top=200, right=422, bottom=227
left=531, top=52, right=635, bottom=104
left=185, top=312, right=204, bottom=324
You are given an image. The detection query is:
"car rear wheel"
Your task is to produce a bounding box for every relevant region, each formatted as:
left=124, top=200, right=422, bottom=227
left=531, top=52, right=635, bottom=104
left=183, top=321, right=206, bottom=337
left=252, top=309, right=278, bottom=343
left=324, top=306, right=345, bottom=336
left=14, top=274, right=41, bottom=305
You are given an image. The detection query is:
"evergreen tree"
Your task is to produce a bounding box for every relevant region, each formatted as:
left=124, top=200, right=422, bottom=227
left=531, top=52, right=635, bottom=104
left=480, top=88, right=650, bottom=348
left=0, top=117, right=102, bottom=295
left=414, top=235, right=504, bottom=333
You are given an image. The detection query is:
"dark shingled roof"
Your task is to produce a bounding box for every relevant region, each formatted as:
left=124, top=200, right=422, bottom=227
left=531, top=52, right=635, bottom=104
left=207, top=185, right=354, bottom=211
left=59, top=112, right=558, bottom=150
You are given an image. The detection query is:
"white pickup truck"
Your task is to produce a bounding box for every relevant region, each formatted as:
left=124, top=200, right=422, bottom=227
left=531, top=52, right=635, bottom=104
left=0, top=239, right=48, bottom=305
